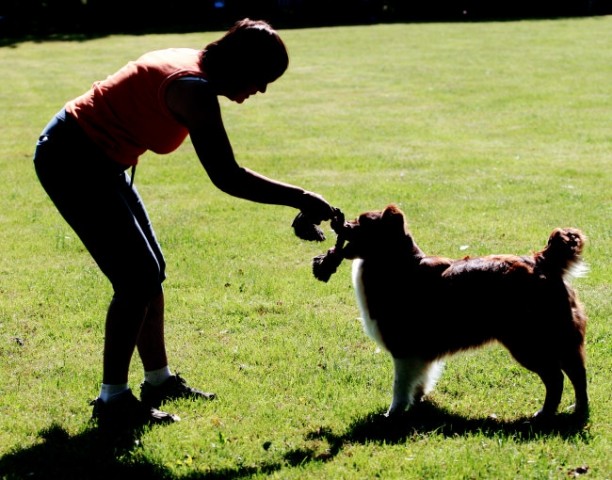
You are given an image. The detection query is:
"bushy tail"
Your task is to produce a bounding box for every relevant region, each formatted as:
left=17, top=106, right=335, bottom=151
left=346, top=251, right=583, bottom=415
left=536, top=228, right=587, bottom=279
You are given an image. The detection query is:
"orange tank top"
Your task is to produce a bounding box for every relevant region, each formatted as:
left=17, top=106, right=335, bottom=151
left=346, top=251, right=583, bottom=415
left=66, top=48, right=204, bottom=166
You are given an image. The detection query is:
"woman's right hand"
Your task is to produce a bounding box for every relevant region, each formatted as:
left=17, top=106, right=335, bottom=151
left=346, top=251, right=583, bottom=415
left=292, top=192, right=340, bottom=242
left=299, top=191, right=335, bottom=224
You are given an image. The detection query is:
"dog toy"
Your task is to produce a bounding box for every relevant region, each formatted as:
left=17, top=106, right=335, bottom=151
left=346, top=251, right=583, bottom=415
left=312, top=210, right=346, bottom=282
left=292, top=212, right=327, bottom=242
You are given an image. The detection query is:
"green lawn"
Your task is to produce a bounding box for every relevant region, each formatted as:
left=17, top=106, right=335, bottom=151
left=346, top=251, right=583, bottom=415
left=0, top=17, right=610, bottom=479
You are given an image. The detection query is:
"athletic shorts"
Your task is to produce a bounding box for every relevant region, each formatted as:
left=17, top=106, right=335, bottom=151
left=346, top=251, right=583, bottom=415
left=33, top=108, right=166, bottom=301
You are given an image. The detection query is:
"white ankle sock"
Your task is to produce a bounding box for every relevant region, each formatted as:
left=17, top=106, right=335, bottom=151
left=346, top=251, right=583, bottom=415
left=144, top=366, right=172, bottom=386
left=99, top=383, right=130, bottom=403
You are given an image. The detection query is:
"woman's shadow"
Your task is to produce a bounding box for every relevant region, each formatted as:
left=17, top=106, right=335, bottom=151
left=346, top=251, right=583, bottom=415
left=0, top=422, right=285, bottom=480
left=0, top=423, right=172, bottom=480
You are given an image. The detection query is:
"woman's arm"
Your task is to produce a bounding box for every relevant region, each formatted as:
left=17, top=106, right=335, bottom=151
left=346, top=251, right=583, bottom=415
left=165, top=77, right=333, bottom=220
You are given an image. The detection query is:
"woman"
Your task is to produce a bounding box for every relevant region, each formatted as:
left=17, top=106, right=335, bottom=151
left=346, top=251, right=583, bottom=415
left=34, top=18, right=335, bottom=431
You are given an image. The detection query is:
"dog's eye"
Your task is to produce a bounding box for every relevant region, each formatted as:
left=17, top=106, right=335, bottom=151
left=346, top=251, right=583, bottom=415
left=359, top=216, right=375, bottom=227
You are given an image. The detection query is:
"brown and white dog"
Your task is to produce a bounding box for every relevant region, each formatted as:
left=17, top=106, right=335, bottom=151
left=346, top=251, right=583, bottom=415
left=313, top=205, right=588, bottom=419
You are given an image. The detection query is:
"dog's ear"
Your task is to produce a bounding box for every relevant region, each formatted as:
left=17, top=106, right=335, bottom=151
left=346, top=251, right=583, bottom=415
left=382, top=204, right=406, bottom=232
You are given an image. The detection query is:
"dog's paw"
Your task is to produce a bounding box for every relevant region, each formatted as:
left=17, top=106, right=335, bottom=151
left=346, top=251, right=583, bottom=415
left=384, top=410, right=403, bottom=420
left=567, top=403, right=590, bottom=423
left=384, top=403, right=410, bottom=419
left=531, top=408, right=556, bottom=425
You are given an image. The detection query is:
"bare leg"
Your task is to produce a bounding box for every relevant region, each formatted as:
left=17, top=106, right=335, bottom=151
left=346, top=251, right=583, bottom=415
left=102, top=295, right=148, bottom=385
left=136, top=290, right=169, bottom=372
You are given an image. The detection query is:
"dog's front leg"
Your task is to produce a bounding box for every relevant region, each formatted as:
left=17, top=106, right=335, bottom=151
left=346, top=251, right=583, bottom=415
left=386, top=357, right=430, bottom=417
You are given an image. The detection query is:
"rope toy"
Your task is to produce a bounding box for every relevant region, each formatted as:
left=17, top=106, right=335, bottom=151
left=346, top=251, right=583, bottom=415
left=312, top=209, right=346, bottom=282
left=292, top=212, right=327, bottom=242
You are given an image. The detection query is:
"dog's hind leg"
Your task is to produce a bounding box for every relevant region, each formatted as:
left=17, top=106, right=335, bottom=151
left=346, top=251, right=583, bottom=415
left=386, top=357, right=432, bottom=417
left=561, top=349, right=589, bottom=418
left=532, top=366, right=564, bottom=418
left=507, top=345, right=565, bottom=418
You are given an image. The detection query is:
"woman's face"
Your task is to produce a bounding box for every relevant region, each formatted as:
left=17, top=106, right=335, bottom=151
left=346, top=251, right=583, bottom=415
left=225, top=83, right=268, bottom=104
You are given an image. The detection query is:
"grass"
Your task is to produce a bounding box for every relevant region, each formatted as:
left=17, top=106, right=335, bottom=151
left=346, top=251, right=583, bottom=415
left=1, top=17, right=611, bottom=479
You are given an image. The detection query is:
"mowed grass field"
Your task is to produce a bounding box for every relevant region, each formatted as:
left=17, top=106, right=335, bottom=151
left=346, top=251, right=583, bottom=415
left=1, top=16, right=611, bottom=479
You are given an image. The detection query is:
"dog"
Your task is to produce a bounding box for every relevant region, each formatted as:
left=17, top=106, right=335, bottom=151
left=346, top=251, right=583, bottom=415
left=313, top=205, right=588, bottom=420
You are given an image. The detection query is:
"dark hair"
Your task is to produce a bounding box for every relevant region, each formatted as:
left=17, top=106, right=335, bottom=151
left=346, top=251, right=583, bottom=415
left=201, top=19, right=289, bottom=93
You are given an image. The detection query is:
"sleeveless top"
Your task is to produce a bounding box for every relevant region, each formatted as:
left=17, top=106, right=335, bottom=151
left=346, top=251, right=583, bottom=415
left=66, top=48, right=204, bottom=166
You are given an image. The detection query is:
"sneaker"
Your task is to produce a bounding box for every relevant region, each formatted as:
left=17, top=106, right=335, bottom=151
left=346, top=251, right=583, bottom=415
left=91, top=389, right=180, bottom=431
left=140, top=374, right=216, bottom=408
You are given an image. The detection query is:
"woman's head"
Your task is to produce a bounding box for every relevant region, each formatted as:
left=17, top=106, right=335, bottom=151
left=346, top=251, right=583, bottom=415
left=201, top=19, right=289, bottom=101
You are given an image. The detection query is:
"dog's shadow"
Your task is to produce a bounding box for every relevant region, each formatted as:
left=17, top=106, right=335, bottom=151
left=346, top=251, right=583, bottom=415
left=1, top=405, right=589, bottom=479
left=284, top=402, right=590, bottom=465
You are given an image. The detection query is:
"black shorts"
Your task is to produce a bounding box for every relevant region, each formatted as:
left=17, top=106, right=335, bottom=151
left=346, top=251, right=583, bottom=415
left=33, top=109, right=166, bottom=301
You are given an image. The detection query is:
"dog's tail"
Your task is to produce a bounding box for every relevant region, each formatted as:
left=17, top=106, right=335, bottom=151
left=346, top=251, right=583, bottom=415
left=536, top=228, right=588, bottom=280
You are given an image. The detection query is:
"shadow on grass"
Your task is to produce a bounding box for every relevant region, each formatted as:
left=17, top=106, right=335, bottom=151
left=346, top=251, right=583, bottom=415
left=0, top=423, right=173, bottom=480
left=284, top=402, right=591, bottom=466
left=0, top=422, right=298, bottom=480
left=0, top=403, right=590, bottom=479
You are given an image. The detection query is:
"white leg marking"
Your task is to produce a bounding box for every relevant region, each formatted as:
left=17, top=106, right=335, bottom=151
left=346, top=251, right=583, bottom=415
left=387, top=357, right=432, bottom=416
left=420, top=360, right=445, bottom=397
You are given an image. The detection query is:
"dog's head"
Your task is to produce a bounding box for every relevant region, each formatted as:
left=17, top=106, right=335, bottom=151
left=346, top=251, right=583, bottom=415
left=312, top=204, right=417, bottom=282
left=340, top=204, right=411, bottom=260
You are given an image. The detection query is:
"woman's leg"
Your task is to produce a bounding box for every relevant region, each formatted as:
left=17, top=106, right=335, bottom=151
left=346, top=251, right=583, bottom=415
left=136, top=289, right=168, bottom=372
left=115, top=178, right=170, bottom=373
left=103, top=294, right=150, bottom=385
left=33, top=111, right=170, bottom=423
left=34, top=110, right=211, bottom=423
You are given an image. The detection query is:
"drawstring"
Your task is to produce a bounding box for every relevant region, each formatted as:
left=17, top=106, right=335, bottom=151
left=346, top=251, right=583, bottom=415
left=130, top=165, right=136, bottom=188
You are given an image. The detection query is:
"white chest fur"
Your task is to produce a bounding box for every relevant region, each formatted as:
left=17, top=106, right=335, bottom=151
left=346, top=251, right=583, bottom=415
left=351, top=259, right=387, bottom=351
left=351, top=259, right=444, bottom=415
